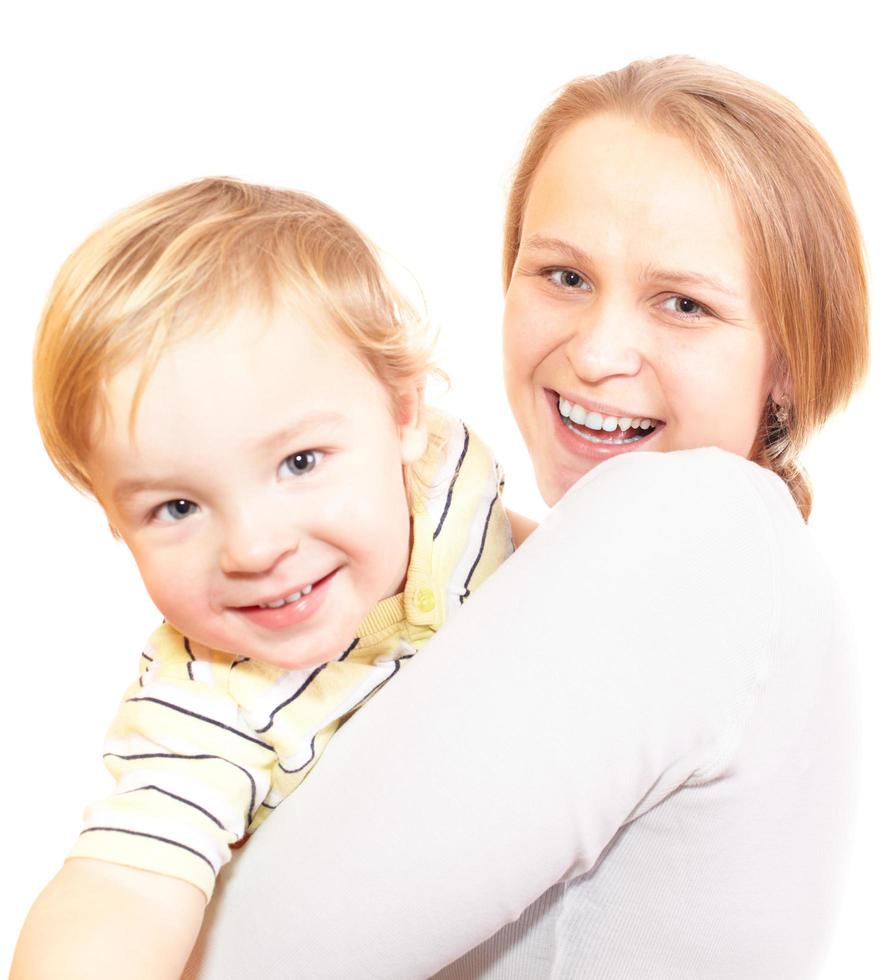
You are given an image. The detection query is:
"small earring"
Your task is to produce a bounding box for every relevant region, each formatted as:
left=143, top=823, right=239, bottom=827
left=774, top=397, right=790, bottom=425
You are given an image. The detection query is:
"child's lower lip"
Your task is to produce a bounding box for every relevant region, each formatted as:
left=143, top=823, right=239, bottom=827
left=234, top=570, right=336, bottom=631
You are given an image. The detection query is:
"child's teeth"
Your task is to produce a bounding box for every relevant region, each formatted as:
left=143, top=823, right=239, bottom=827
left=260, top=585, right=312, bottom=608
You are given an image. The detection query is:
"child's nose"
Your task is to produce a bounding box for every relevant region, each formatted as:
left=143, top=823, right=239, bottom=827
left=219, top=510, right=299, bottom=575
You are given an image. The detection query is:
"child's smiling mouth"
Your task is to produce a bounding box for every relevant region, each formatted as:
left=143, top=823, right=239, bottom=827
left=233, top=569, right=340, bottom=631
left=257, top=582, right=314, bottom=609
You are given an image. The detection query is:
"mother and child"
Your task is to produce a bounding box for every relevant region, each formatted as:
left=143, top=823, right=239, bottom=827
left=14, top=55, right=868, bottom=979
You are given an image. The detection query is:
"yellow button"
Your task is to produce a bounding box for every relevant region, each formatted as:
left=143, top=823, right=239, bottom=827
left=415, top=588, right=436, bottom=613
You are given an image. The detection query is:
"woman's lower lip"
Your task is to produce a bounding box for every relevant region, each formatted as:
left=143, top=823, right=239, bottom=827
left=233, top=570, right=336, bottom=631
left=546, top=390, right=663, bottom=461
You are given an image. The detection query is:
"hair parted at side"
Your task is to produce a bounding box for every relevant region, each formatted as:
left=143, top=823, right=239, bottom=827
left=35, top=177, right=438, bottom=498
left=504, top=56, right=869, bottom=520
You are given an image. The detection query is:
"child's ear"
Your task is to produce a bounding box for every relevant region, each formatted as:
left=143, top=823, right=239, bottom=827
left=95, top=496, right=123, bottom=541
left=396, top=385, right=428, bottom=465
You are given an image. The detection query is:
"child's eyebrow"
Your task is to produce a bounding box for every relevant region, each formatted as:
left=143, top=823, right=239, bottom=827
left=112, top=476, right=182, bottom=505
left=257, top=411, right=347, bottom=453
left=112, top=412, right=348, bottom=505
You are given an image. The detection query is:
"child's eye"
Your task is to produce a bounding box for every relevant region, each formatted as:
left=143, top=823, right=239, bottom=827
left=546, top=268, right=590, bottom=291
left=280, top=450, right=323, bottom=478
left=154, top=499, right=199, bottom=522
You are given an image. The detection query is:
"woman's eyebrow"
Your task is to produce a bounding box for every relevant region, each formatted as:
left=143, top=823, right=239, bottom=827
left=639, top=264, right=741, bottom=299
left=522, top=237, right=742, bottom=301
left=521, top=234, right=593, bottom=270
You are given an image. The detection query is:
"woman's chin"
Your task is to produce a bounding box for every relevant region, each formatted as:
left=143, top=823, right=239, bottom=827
left=533, top=409, right=666, bottom=504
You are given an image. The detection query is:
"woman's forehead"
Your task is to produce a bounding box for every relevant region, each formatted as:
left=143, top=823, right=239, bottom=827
left=522, top=113, right=749, bottom=284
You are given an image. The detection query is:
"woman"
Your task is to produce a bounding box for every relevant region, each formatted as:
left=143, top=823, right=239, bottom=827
left=187, top=55, right=869, bottom=978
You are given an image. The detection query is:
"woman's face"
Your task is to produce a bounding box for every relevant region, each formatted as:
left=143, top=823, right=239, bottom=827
left=503, top=113, right=775, bottom=505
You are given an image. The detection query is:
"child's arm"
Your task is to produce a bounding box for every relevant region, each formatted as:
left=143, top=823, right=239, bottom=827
left=507, top=508, right=538, bottom=547
left=12, top=857, right=205, bottom=980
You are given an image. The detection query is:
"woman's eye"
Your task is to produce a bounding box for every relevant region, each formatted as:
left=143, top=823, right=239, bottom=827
left=280, top=450, right=323, bottom=478
left=547, top=268, right=590, bottom=290
left=154, top=499, right=199, bottom=522
left=661, top=295, right=710, bottom=319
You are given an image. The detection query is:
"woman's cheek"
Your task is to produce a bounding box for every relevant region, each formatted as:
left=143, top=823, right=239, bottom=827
left=665, top=337, right=769, bottom=456
left=503, top=284, right=532, bottom=349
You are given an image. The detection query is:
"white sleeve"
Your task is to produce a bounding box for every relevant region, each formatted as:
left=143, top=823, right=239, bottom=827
left=185, top=448, right=782, bottom=980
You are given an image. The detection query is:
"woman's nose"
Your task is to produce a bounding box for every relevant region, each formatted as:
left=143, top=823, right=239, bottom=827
left=219, top=509, right=300, bottom=576
left=565, top=299, right=643, bottom=383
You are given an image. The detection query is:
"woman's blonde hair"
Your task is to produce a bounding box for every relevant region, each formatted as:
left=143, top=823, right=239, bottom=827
left=35, top=177, right=437, bottom=498
left=504, top=56, right=869, bottom=519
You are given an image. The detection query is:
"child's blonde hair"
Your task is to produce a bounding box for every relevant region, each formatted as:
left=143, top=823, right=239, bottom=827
left=504, top=56, right=869, bottom=520
left=35, top=177, right=437, bottom=499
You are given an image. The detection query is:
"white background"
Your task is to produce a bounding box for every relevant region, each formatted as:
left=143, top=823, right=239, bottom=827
left=2, top=2, right=879, bottom=975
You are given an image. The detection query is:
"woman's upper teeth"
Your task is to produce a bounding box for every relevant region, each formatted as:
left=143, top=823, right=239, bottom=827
left=260, top=583, right=313, bottom=609
left=558, top=396, right=657, bottom=431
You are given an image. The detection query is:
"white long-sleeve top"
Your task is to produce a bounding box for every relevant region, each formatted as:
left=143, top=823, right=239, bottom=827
left=185, top=448, right=858, bottom=980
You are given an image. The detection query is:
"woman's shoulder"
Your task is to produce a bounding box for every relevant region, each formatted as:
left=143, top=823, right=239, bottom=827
left=564, top=447, right=797, bottom=519
left=551, top=447, right=803, bottom=564
left=539, top=447, right=845, bottom=684
left=531, top=448, right=821, bottom=667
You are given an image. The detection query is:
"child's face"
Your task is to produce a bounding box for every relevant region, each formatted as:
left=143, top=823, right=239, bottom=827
left=88, top=305, right=427, bottom=670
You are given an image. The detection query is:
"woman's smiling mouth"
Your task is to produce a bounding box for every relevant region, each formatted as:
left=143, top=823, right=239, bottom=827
left=546, top=389, right=664, bottom=456
left=557, top=394, right=660, bottom=445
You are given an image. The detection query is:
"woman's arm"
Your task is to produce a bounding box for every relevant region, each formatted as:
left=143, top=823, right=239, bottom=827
left=185, top=449, right=785, bottom=980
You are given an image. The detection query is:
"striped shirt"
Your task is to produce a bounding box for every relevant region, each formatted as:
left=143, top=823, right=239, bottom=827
left=69, top=412, right=512, bottom=899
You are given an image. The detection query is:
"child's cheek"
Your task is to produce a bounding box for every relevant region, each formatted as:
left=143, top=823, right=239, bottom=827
left=138, top=552, right=207, bottom=629
left=314, top=472, right=411, bottom=566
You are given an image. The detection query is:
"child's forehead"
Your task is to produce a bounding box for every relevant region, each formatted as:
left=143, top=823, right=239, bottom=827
left=113, top=298, right=352, bottom=394
left=104, top=303, right=384, bottom=434
left=86, top=302, right=405, bottom=509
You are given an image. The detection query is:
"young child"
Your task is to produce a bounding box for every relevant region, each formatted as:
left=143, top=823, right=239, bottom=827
left=15, top=178, right=514, bottom=977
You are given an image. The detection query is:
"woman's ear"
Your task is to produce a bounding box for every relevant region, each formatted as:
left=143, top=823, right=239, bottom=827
left=769, top=350, right=792, bottom=407
left=396, top=385, right=429, bottom=464
left=771, top=379, right=791, bottom=406
left=770, top=371, right=793, bottom=426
